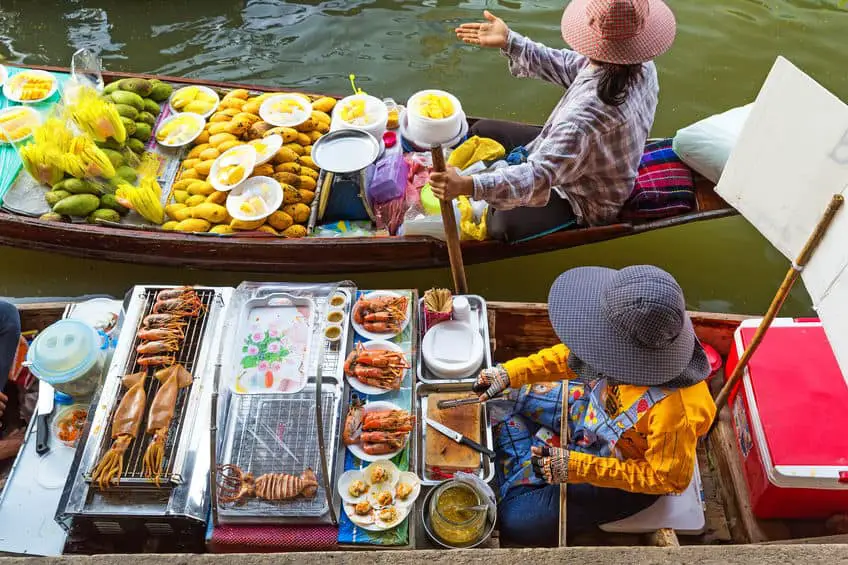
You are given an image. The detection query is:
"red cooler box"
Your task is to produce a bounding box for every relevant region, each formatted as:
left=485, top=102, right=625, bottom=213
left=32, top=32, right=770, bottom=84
left=726, top=317, right=848, bottom=519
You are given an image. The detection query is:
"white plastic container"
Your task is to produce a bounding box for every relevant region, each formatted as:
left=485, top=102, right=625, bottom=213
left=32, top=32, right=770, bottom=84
left=421, top=321, right=484, bottom=380
left=26, top=319, right=105, bottom=399
left=331, top=94, right=389, bottom=142
left=405, top=90, right=464, bottom=146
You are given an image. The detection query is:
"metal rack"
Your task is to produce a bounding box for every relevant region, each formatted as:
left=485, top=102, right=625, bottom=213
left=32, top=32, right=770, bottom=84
left=84, top=288, right=220, bottom=487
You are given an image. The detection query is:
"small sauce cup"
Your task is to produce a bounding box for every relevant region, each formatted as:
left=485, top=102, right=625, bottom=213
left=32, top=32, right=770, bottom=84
left=324, top=324, right=342, bottom=342
left=327, top=309, right=345, bottom=324
left=329, top=292, right=347, bottom=309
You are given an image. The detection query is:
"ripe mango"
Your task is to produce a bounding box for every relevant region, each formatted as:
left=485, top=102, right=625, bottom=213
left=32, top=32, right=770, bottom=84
left=274, top=171, right=300, bottom=188
left=219, top=97, right=246, bottom=111
left=165, top=203, right=188, bottom=220
left=283, top=203, right=310, bottom=223
left=281, top=184, right=300, bottom=204
left=312, top=97, right=337, bottom=113
left=230, top=218, right=266, bottom=230
left=266, top=127, right=298, bottom=143
left=187, top=181, right=215, bottom=196
left=206, top=191, right=228, bottom=205
left=252, top=164, right=275, bottom=177
left=294, top=118, right=317, bottom=133
left=174, top=218, right=211, bottom=232
left=257, top=225, right=279, bottom=235
left=174, top=190, right=189, bottom=204
left=162, top=221, right=179, bottom=231
left=267, top=210, right=293, bottom=231
left=307, top=130, right=323, bottom=143
left=247, top=121, right=274, bottom=140
left=198, top=147, right=221, bottom=161
left=315, top=121, right=330, bottom=134
left=207, top=122, right=231, bottom=135
left=298, top=155, right=318, bottom=171
left=272, top=147, right=299, bottom=164
left=210, top=224, right=235, bottom=234
left=242, top=98, right=262, bottom=115
left=283, top=143, right=305, bottom=156
left=209, top=112, right=231, bottom=123
left=179, top=168, right=201, bottom=181
left=275, top=162, right=301, bottom=175
left=187, top=144, right=210, bottom=160
left=182, top=158, right=201, bottom=171
left=185, top=194, right=206, bottom=207
left=298, top=189, right=315, bottom=204
left=282, top=224, right=307, bottom=238
left=217, top=140, right=244, bottom=153
left=209, top=133, right=238, bottom=147
left=233, top=112, right=260, bottom=125
left=300, top=167, right=318, bottom=180
left=194, top=160, right=214, bottom=177
left=296, top=133, right=311, bottom=146
left=191, top=202, right=229, bottom=223
left=223, top=88, right=250, bottom=101
left=194, top=130, right=210, bottom=144
left=299, top=176, right=317, bottom=191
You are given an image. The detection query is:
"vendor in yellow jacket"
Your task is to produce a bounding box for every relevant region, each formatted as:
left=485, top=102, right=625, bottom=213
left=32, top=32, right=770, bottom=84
left=478, top=265, right=716, bottom=546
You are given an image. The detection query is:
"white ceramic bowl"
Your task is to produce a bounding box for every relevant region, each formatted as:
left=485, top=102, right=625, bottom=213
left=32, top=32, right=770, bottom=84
left=260, top=93, right=313, bottom=127
left=226, top=175, right=282, bottom=221
left=2, top=69, right=58, bottom=104
left=405, top=89, right=463, bottom=147
left=168, top=85, right=220, bottom=119
left=248, top=134, right=283, bottom=165
left=209, top=145, right=257, bottom=192
left=154, top=112, right=206, bottom=148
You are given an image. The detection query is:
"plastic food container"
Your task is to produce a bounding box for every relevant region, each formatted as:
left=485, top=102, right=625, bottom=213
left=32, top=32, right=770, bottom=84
left=427, top=480, right=487, bottom=547
left=52, top=403, right=88, bottom=448
left=0, top=106, right=41, bottom=144
left=405, top=90, right=464, bottom=147
left=26, top=319, right=105, bottom=399
left=422, top=321, right=484, bottom=379
left=332, top=94, right=389, bottom=143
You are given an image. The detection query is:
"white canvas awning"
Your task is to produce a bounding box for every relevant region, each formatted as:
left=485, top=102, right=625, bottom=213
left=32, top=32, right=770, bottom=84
left=715, top=56, right=848, bottom=380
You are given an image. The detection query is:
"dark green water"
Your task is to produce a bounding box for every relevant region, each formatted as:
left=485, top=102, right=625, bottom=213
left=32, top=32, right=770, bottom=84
left=2, top=0, right=846, bottom=314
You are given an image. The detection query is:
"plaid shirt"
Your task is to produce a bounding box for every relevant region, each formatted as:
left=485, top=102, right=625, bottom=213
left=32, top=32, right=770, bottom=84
left=472, top=32, right=659, bottom=226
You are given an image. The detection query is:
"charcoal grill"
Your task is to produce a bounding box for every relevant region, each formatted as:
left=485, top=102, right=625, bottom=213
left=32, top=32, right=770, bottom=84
left=56, top=285, right=232, bottom=538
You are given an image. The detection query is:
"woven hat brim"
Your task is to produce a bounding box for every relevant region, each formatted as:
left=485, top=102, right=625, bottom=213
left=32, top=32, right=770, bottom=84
left=560, top=0, right=677, bottom=65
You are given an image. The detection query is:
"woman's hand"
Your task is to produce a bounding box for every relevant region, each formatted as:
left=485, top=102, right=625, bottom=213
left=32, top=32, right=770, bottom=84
left=531, top=446, right=570, bottom=484
left=455, top=10, right=510, bottom=49
left=472, top=365, right=510, bottom=401
left=429, top=167, right=474, bottom=202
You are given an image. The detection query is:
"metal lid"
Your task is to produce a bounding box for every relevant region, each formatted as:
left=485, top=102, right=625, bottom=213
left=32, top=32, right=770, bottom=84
left=26, top=319, right=100, bottom=384
left=311, top=129, right=380, bottom=174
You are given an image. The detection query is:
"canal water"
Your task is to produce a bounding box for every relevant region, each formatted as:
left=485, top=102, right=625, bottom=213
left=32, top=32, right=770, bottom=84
left=2, top=0, right=846, bottom=314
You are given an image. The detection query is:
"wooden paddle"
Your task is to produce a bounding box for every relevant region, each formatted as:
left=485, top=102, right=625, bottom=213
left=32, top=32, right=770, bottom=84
left=711, top=193, right=844, bottom=420
left=431, top=145, right=469, bottom=294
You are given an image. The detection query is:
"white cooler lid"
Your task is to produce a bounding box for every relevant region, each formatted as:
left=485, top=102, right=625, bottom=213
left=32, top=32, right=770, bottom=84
left=422, top=321, right=484, bottom=379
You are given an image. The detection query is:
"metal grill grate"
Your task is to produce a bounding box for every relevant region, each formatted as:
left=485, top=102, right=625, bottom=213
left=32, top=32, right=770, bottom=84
left=219, top=390, right=335, bottom=517
left=86, top=288, right=219, bottom=487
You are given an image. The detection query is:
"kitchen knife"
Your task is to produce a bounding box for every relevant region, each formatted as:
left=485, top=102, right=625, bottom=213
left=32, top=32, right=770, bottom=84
left=35, top=379, right=54, bottom=455
left=436, top=396, right=482, bottom=410
left=425, top=417, right=495, bottom=459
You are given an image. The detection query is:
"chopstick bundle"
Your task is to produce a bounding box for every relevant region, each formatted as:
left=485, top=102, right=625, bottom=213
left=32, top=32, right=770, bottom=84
left=423, top=288, right=453, bottom=330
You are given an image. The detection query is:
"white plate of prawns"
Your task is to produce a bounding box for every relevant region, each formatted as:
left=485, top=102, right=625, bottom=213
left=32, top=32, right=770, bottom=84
left=351, top=291, right=410, bottom=341
left=343, top=398, right=415, bottom=463
left=344, top=340, right=410, bottom=396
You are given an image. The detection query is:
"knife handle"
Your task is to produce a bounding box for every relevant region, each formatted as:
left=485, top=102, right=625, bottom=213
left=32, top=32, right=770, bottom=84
left=460, top=436, right=495, bottom=459
left=35, top=414, right=50, bottom=455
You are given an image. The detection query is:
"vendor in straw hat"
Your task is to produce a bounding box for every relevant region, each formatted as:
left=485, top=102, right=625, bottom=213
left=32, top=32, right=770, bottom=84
left=430, top=0, right=676, bottom=243
left=477, top=266, right=716, bottom=546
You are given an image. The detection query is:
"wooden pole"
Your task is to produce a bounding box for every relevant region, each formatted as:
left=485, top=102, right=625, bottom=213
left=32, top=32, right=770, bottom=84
left=558, top=380, right=568, bottom=547
left=431, top=145, right=469, bottom=294
left=711, top=194, right=844, bottom=418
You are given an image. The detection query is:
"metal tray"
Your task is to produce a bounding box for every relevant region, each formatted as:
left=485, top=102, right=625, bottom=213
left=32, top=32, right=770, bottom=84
left=414, top=382, right=494, bottom=487
left=416, top=294, right=492, bottom=384
left=217, top=384, right=341, bottom=521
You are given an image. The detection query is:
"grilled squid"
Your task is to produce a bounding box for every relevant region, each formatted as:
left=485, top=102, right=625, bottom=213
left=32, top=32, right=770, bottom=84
left=142, top=364, right=193, bottom=486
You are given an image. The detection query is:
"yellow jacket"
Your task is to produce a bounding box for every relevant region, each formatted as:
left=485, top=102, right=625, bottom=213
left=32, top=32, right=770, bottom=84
left=502, top=344, right=716, bottom=495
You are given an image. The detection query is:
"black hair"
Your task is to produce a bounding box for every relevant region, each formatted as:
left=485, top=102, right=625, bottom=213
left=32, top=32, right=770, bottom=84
left=593, top=62, right=644, bottom=107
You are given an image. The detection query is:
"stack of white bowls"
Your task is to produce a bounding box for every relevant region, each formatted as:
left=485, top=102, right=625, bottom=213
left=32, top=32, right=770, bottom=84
left=405, top=90, right=465, bottom=147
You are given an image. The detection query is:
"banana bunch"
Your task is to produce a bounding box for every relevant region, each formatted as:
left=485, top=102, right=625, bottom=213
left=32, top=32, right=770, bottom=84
left=66, top=84, right=126, bottom=143
left=115, top=153, right=164, bottom=224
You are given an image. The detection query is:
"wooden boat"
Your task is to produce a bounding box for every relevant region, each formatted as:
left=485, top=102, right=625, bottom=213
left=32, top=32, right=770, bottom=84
left=10, top=298, right=845, bottom=555
left=0, top=64, right=736, bottom=274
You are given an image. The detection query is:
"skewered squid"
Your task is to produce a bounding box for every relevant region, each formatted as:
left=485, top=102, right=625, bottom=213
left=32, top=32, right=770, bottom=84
left=142, top=364, right=193, bottom=486
left=90, top=371, right=147, bottom=489
left=216, top=464, right=318, bottom=504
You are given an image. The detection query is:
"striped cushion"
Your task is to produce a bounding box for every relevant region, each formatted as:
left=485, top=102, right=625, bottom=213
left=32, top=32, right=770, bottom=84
left=620, top=138, right=696, bottom=220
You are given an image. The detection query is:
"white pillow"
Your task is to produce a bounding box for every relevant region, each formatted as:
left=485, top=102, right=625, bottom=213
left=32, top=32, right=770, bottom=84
left=672, top=103, right=753, bottom=183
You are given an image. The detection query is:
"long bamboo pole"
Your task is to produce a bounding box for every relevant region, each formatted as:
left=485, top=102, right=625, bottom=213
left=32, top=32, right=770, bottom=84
left=711, top=194, right=844, bottom=419
left=431, top=145, right=469, bottom=294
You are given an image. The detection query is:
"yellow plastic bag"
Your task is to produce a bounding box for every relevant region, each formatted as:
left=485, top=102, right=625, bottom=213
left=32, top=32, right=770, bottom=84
left=447, top=136, right=505, bottom=171
left=457, top=195, right=487, bottom=241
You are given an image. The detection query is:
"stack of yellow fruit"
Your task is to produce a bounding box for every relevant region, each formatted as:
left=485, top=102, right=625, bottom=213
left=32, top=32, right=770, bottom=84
left=171, top=86, right=219, bottom=116
left=417, top=93, right=455, bottom=120
left=167, top=89, right=337, bottom=237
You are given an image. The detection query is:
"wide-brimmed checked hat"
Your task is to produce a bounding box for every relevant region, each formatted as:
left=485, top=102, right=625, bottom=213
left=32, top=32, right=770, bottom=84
left=547, top=265, right=710, bottom=388
left=561, top=0, right=676, bottom=65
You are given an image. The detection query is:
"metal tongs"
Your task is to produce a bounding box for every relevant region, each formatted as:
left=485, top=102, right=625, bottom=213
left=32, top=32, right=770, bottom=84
left=436, top=381, right=495, bottom=410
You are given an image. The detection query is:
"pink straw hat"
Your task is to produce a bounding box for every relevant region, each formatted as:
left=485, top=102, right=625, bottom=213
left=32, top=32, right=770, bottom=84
left=561, top=0, right=676, bottom=65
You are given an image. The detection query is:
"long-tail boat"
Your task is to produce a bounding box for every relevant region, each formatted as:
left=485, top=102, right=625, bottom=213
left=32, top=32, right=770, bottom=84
left=6, top=298, right=843, bottom=555
left=0, top=64, right=735, bottom=273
